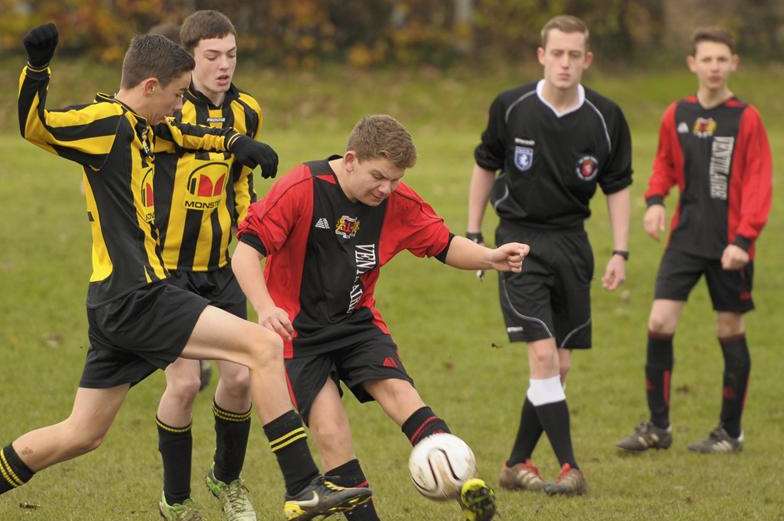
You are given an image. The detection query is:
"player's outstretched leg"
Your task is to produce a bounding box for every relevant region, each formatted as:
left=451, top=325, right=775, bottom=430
left=0, top=386, right=128, bottom=497
left=180, top=306, right=370, bottom=520
left=205, top=361, right=256, bottom=520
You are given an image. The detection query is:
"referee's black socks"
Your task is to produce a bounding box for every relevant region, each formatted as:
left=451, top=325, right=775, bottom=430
left=263, top=410, right=319, bottom=497
left=402, top=406, right=451, bottom=446
left=645, top=332, right=674, bottom=429
left=528, top=376, right=578, bottom=469
left=718, top=335, right=751, bottom=439
left=0, top=444, right=35, bottom=495
left=507, top=397, right=544, bottom=467
left=325, top=459, right=379, bottom=521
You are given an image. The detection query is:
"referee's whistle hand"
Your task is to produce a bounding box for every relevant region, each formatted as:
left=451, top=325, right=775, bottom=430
left=602, top=255, right=626, bottom=291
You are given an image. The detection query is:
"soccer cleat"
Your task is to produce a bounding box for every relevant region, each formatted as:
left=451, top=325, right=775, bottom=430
left=159, top=492, right=206, bottom=521
left=459, top=478, right=496, bottom=521
left=283, top=476, right=372, bottom=521
left=205, top=466, right=257, bottom=521
left=687, top=426, right=743, bottom=453
left=543, top=464, right=587, bottom=496
left=616, top=421, right=673, bottom=452
left=498, top=460, right=547, bottom=491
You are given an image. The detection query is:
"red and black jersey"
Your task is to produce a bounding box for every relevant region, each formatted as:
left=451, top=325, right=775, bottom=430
left=645, top=96, right=772, bottom=259
left=237, top=157, right=453, bottom=358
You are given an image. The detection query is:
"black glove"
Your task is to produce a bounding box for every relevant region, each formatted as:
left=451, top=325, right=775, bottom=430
left=228, top=134, right=278, bottom=179
left=23, top=22, right=59, bottom=68
left=466, top=231, right=485, bottom=245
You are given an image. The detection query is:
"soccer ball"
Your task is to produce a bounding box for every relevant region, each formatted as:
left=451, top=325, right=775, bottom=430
left=408, top=433, right=477, bottom=500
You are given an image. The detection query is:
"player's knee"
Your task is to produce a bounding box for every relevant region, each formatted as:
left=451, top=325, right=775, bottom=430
left=716, top=314, right=744, bottom=337
left=648, top=313, right=676, bottom=335
left=219, top=366, right=251, bottom=396
left=529, top=346, right=557, bottom=373
left=245, top=326, right=283, bottom=371
left=64, top=425, right=108, bottom=456
left=165, top=372, right=201, bottom=404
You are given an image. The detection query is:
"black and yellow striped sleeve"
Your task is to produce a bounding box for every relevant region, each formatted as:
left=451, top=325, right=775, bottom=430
left=154, top=118, right=234, bottom=154
left=232, top=93, right=263, bottom=223
left=18, top=66, right=121, bottom=170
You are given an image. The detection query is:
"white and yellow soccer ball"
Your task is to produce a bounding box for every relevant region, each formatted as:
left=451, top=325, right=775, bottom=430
left=408, top=433, right=477, bottom=500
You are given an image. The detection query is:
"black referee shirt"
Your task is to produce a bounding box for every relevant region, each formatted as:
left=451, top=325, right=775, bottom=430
left=475, top=80, right=632, bottom=229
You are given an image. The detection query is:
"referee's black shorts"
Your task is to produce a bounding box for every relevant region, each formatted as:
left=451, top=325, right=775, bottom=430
left=285, top=334, right=414, bottom=424
left=496, top=221, right=594, bottom=349
left=165, top=265, right=247, bottom=319
left=654, top=247, right=754, bottom=313
left=79, top=281, right=210, bottom=388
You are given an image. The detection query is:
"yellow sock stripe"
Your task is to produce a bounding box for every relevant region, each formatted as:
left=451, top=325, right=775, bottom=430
left=0, top=452, right=22, bottom=487
left=268, top=426, right=306, bottom=448
left=271, top=432, right=309, bottom=452
left=213, top=404, right=252, bottom=423
left=155, top=418, right=192, bottom=434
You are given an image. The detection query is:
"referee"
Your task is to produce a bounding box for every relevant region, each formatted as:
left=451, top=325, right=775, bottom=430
left=466, top=15, right=632, bottom=495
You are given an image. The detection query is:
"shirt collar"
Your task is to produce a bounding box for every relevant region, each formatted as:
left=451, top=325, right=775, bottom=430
left=536, top=80, right=585, bottom=118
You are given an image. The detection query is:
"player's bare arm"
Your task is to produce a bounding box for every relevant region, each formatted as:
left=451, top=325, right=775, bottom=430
left=445, top=236, right=529, bottom=272
left=232, top=242, right=294, bottom=341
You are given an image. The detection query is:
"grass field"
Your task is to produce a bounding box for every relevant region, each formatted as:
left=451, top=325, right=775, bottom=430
left=0, top=61, right=782, bottom=521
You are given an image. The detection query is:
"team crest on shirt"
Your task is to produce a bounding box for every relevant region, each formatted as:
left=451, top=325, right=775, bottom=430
left=184, top=162, right=229, bottom=211
left=335, top=215, right=360, bottom=239
left=514, top=145, right=534, bottom=172
left=692, top=117, right=717, bottom=138
left=575, top=155, right=599, bottom=181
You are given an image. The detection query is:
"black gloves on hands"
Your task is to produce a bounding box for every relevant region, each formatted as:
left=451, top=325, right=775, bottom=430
left=23, top=22, right=59, bottom=69
left=228, top=134, right=279, bottom=179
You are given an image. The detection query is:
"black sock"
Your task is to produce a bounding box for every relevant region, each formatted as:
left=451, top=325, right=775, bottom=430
left=646, top=332, right=674, bottom=429
left=719, top=335, right=751, bottom=439
left=507, top=397, right=543, bottom=466
left=157, top=418, right=192, bottom=505
left=401, top=406, right=451, bottom=446
left=263, top=410, right=320, bottom=497
left=325, top=459, right=379, bottom=521
left=0, top=444, right=34, bottom=495
left=213, top=400, right=252, bottom=484
left=535, top=400, right=578, bottom=469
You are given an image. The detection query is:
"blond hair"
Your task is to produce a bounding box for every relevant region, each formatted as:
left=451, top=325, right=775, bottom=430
left=540, top=15, right=590, bottom=48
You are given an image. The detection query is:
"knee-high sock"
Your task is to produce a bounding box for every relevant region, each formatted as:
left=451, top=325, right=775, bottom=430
left=325, top=459, right=379, bottom=521
left=645, top=332, right=674, bottom=429
left=212, top=400, right=252, bottom=483
left=401, top=406, right=451, bottom=446
left=157, top=417, right=193, bottom=505
left=528, top=376, right=578, bottom=469
left=0, top=444, right=34, bottom=495
left=507, top=397, right=543, bottom=466
left=719, top=335, right=751, bottom=439
left=263, top=410, right=320, bottom=497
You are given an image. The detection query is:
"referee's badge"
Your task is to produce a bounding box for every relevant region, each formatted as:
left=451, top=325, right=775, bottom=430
left=575, top=155, right=599, bottom=181
left=514, top=145, right=534, bottom=172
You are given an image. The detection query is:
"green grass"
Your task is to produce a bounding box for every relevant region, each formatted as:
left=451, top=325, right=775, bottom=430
left=1, top=64, right=783, bottom=520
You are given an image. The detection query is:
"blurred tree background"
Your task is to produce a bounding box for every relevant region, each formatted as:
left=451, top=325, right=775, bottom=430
left=0, top=0, right=782, bottom=66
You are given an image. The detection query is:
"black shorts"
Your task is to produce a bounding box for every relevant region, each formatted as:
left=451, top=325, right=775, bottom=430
left=654, top=248, right=754, bottom=313
left=285, top=334, right=414, bottom=423
left=79, top=281, right=210, bottom=389
left=165, top=265, right=247, bottom=319
left=496, top=222, right=593, bottom=348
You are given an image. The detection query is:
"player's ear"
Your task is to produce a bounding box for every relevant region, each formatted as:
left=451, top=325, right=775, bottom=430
left=584, top=50, right=593, bottom=69
left=537, top=46, right=545, bottom=66
left=731, top=53, right=739, bottom=71
left=686, top=54, right=696, bottom=73
left=344, top=151, right=358, bottom=173
left=141, top=78, right=160, bottom=97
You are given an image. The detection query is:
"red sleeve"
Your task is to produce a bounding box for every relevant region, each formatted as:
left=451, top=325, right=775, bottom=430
left=382, top=184, right=451, bottom=261
left=732, top=106, right=773, bottom=247
left=645, top=103, right=681, bottom=205
left=237, top=165, right=312, bottom=256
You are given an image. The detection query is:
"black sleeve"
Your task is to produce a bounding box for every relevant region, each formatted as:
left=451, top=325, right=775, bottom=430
left=434, top=233, right=456, bottom=263
left=238, top=233, right=268, bottom=256
left=473, top=95, right=506, bottom=172
left=599, top=104, right=633, bottom=195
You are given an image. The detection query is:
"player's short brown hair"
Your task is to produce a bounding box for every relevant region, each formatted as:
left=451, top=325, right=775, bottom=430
left=347, top=115, right=417, bottom=169
left=691, top=27, right=736, bottom=55
left=120, top=34, right=194, bottom=89
left=540, top=15, right=590, bottom=49
left=180, top=10, right=236, bottom=52
left=148, top=21, right=181, bottom=44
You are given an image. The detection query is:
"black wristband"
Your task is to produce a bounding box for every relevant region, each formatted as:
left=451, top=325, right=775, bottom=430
left=612, top=250, right=630, bottom=261
left=465, top=231, right=484, bottom=243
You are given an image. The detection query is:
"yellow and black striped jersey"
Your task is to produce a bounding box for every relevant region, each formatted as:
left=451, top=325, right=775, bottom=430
left=154, top=84, right=262, bottom=271
left=18, top=65, right=237, bottom=307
